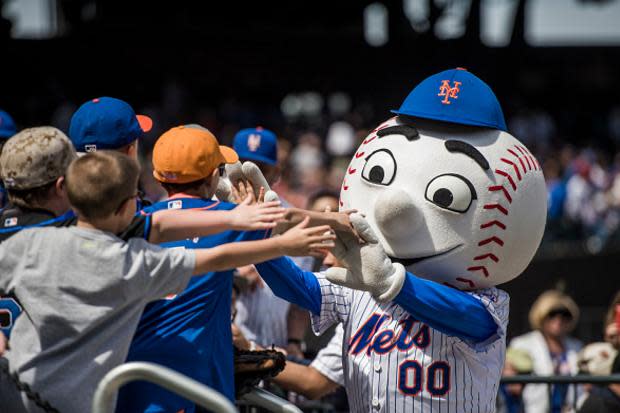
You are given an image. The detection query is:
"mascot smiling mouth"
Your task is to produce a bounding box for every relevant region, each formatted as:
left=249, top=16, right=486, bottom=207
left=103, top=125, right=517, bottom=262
left=389, top=244, right=462, bottom=267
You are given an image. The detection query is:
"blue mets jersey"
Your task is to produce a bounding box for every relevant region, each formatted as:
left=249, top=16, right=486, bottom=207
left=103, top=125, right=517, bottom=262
left=116, top=195, right=266, bottom=413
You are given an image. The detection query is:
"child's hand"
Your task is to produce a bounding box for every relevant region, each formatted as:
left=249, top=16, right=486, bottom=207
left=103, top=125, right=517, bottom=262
left=276, top=216, right=336, bottom=257
left=230, top=195, right=286, bottom=231
left=0, top=331, right=7, bottom=356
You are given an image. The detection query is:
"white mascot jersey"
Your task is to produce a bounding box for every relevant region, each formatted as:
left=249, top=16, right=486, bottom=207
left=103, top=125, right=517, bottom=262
left=310, top=70, right=547, bottom=412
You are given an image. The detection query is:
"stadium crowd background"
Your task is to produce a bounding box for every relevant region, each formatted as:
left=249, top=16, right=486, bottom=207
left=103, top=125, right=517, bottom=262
left=1, top=1, right=620, bottom=411
left=1, top=0, right=620, bottom=341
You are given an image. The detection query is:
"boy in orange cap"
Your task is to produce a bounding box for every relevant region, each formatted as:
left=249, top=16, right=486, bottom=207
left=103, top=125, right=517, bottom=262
left=117, top=125, right=335, bottom=412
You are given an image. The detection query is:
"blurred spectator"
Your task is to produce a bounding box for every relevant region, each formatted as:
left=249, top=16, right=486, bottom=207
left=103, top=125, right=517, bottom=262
left=576, top=342, right=618, bottom=407
left=0, top=109, right=17, bottom=151
left=508, top=108, right=555, bottom=155
left=564, top=157, right=596, bottom=230
left=544, top=157, right=567, bottom=222
left=325, top=121, right=356, bottom=157
left=0, top=109, right=17, bottom=209
left=272, top=324, right=344, bottom=400
left=300, top=190, right=341, bottom=354
left=577, top=342, right=617, bottom=377
left=603, top=291, right=620, bottom=350
left=510, top=290, right=583, bottom=413
left=577, top=354, right=620, bottom=413
left=233, top=127, right=312, bottom=356
left=497, top=347, right=534, bottom=413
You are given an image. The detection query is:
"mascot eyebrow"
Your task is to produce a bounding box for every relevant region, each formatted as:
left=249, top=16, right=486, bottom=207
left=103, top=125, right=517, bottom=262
left=377, top=125, right=419, bottom=141
left=444, top=140, right=490, bottom=171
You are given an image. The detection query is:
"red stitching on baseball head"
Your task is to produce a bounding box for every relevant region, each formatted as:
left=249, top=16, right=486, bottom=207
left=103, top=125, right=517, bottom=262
left=528, top=155, right=537, bottom=170
left=495, top=170, right=516, bottom=191
left=488, top=186, right=512, bottom=203
left=480, top=220, right=506, bottom=230
left=355, top=151, right=365, bottom=159
left=514, top=146, right=532, bottom=171
left=507, top=149, right=527, bottom=174
left=372, top=124, right=391, bottom=133
left=478, top=236, right=504, bottom=247
left=474, top=253, right=499, bottom=263
left=500, top=158, right=522, bottom=180
left=363, top=136, right=377, bottom=145
left=456, top=277, right=476, bottom=288
left=483, top=203, right=508, bottom=216
left=467, top=266, right=489, bottom=278
left=348, top=167, right=357, bottom=175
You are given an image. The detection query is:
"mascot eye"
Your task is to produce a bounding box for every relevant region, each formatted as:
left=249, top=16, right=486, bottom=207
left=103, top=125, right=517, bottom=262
left=361, top=149, right=397, bottom=186
left=425, top=174, right=477, bottom=213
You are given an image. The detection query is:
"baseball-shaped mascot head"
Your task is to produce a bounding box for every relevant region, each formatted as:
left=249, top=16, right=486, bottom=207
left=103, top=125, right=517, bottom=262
left=340, top=68, right=546, bottom=290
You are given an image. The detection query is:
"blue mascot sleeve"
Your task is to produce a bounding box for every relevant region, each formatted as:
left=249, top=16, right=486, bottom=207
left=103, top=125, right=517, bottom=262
left=394, top=272, right=497, bottom=342
left=255, top=257, right=322, bottom=315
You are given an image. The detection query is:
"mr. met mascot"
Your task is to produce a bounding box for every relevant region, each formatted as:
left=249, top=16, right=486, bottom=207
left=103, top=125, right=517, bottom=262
left=250, top=68, right=547, bottom=412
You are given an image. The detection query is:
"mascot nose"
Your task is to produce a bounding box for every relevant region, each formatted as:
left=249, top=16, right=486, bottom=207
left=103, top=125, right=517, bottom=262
left=374, top=189, right=421, bottom=239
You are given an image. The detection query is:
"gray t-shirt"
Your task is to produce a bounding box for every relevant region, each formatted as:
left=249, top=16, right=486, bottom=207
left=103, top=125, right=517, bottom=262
left=0, top=226, right=195, bottom=413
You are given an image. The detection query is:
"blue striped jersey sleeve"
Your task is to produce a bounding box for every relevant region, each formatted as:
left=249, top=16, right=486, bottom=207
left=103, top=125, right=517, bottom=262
left=311, top=273, right=351, bottom=335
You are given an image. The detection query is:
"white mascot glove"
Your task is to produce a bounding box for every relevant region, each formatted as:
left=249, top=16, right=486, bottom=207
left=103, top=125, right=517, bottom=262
left=217, top=161, right=281, bottom=203
left=241, top=162, right=280, bottom=203
left=215, top=177, right=233, bottom=202
left=325, top=213, right=406, bottom=303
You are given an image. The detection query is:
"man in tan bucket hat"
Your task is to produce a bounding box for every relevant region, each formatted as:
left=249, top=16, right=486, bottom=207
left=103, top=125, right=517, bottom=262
left=510, top=290, right=583, bottom=413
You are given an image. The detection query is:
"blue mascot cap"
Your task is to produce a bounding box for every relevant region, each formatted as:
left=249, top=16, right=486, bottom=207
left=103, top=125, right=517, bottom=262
left=392, top=68, right=507, bottom=132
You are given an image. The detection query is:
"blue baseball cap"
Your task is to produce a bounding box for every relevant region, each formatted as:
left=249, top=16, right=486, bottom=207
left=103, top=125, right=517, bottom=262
left=0, top=109, right=17, bottom=139
left=392, top=68, right=507, bottom=131
left=69, top=97, right=153, bottom=152
left=233, top=127, right=278, bottom=166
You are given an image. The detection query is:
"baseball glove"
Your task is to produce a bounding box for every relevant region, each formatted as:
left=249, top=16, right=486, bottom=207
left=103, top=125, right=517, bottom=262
left=234, top=346, right=286, bottom=396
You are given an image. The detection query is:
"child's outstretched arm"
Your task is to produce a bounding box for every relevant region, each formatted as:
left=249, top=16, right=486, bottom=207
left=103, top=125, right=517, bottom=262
left=192, top=217, right=335, bottom=274
left=273, top=208, right=354, bottom=236
left=148, top=196, right=285, bottom=244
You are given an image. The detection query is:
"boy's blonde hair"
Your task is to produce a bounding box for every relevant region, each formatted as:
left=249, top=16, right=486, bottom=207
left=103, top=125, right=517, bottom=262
left=66, top=151, right=140, bottom=219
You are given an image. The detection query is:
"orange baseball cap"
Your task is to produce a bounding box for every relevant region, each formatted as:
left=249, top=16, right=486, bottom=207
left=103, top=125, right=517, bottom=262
left=152, top=125, right=238, bottom=183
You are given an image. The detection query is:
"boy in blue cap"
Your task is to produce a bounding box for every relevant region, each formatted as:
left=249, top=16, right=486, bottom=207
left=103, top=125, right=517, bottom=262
left=69, top=96, right=152, bottom=157
left=69, top=96, right=154, bottom=209
left=233, top=127, right=312, bottom=358
left=233, top=127, right=280, bottom=186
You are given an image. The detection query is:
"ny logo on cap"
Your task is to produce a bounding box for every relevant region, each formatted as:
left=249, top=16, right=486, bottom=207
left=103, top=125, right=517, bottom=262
left=247, top=134, right=261, bottom=152
left=438, top=80, right=462, bottom=105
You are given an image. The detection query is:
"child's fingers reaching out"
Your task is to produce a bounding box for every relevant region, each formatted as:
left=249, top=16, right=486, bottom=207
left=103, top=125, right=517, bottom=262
left=231, top=200, right=285, bottom=231
left=277, top=217, right=336, bottom=256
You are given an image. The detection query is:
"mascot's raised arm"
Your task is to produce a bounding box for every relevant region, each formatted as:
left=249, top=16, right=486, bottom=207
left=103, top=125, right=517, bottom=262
left=242, top=68, right=547, bottom=412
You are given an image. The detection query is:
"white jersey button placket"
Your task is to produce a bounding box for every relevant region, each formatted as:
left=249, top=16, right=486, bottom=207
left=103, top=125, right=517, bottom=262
left=374, top=360, right=382, bottom=373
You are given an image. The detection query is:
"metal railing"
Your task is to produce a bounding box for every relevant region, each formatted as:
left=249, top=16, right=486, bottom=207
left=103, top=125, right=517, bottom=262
left=93, top=362, right=304, bottom=413
left=241, top=388, right=304, bottom=413
left=92, top=362, right=236, bottom=413
left=500, top=374, right=620, bottom=411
